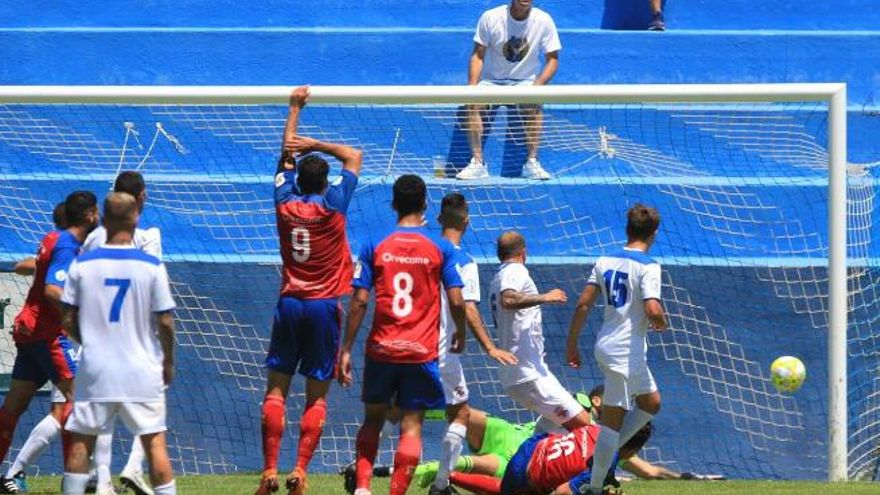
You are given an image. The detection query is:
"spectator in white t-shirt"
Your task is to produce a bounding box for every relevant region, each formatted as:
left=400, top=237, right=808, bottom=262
left=457, top=0, right=561, bottom=181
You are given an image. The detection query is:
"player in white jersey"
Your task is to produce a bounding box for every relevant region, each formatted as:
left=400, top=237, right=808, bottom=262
left=489, top=231, right=591, bottom=430
left=433, top=194, right=517, bottom=495
left=60, top=192, right=177, bottom=495
left=565, top=203, right=668, bottom=495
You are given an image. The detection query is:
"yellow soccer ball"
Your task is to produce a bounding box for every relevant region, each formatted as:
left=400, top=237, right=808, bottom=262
left=771, top=356, right=806, bottom=393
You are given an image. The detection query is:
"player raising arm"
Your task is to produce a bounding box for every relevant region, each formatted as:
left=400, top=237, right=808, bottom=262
left=60, top=192, right=177, bottom=495
left=338, top=175, right=467, bottom=495
left=566, top=204, right=667, bottom=495
left=256, top=86, right=363, bottom=495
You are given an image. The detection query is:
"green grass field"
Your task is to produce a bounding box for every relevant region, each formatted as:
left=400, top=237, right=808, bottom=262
left=17, top=474, right=879, bottom=494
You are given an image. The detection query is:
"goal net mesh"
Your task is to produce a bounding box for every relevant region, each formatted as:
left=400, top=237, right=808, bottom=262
left=0, top=94, right=877, bottom=480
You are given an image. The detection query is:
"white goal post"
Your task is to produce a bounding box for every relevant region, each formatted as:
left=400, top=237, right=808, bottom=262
left=0, top=83, right=849, bottom=481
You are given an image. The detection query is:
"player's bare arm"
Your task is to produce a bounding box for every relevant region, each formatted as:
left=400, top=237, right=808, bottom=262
left=12, top=257, right=36, bottom=276
left=44, top=284, right=64, bottom=310
left=620, top=454, right=679, bottom=480
left=468, top=43, right=487, bottom=85
left=281, top=86, right=310, bottom=154
left=61, top=303, right=81, bottom=343
left=534, top=51, right=559, bottom=86
left=466, top=302, right=517, bottom=365
left=156, top=310, right=175, bottom=385
left=446, top=286, right=468, bottom=354
left=500, top=288, right=567, bottom=310
left=338, top=287, right=370, bottom=386
left=288, top=135, right=364, bottom=176
left=566, top=284, right=600, bottom=368
left=644, top=299, right=668, bottom=331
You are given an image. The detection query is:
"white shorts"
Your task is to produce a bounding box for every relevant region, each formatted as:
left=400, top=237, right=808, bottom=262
left=66, top=400, right=166, bottom=436
left=600, top=364, right=658, bottom=410
left=439, top=357, right=469, bottom=406
left=505, top=374, right=583, bottom=427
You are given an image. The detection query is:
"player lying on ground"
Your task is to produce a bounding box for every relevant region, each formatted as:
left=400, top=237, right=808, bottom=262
left=448, top=422, right=653, bottom=495
left=60, top=192, right=177, bottom=495
left=256, top=85, right=363, bottom=495
left=430, top=193, right=518, bottom=495
left=339, top=174, right=468, bottom=495
left=566, top=203, right=667, bottom=495
left=0, top=191, right=99, bottom=494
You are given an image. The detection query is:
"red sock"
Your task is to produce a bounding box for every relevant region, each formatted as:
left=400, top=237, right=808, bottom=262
left=390, top=434, right=421, bottom=495
left=355, top=424, right=380, bottom=490
left=295, top=398, right=326, bottom=471
left=261, top=395, right=285, bottom=472
left=0, top=408, right=19, bottom=462
left=449, top=472, right=502, bottom=495
left=60, top=401, right=73, bottom=463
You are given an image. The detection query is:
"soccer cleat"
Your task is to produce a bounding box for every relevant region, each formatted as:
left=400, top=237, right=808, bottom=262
left=342, top=462, right=356, bottom=495
left=456, top=158, right=490, bottom=180
left=648, top=13, right=666, bottom=31
left=0, top=477, right=19, bottom=494
left=414, top=461, right=439, bottom=488
left=522, top=158, right=551, bottom=180
left=254, top=469, right=279, bottom=495
left=353, top=490, right=372, bottom=495
left=285, top=467, right=307, bottom=495
left=11, top=472, right=26, bottom=493
left=428, top=484, right=460, bottom=495
left=96, top=483, right=118, bottom=495
left=85, top=474, right=97, bottom=494
left=120, top=469, right=154, bottom=495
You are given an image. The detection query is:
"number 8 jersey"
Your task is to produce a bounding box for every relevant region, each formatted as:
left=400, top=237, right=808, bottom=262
left=352, top=227, right=463, bottom=363
left=275, top=168, right=358, bottom=299
left=588, top=248, right=662, bottom=373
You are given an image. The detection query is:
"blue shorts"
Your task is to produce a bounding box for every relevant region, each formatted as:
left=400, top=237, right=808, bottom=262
left=12, top=334, right=77, bottom=386
left=500, top=433, right=547, bottom=495
left=265, top=296, right=341, bottom=381
left=361, top=357, right=445, bottom=410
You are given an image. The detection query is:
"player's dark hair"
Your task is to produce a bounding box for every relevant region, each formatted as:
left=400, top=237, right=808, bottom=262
left=52, top=201, right=67, bottom=229
left=114, top=171, right=145, bottom=198
left=392, top=174, right=427, bottom=217
left=439, top=192, right=468, bottom=228
left=296, top=154, right=330, bottom=195
left=64, top=190, right=97, bottom=227
left=626, top=203, right=661, bottom=241
left=589, top=384, right=605, bottom=399
left=621, top=422, right=653, bottom=453
left=496, top=231, right=525, bottom=261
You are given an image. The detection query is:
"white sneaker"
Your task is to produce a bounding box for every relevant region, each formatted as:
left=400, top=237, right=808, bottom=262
left=522, top=158, right=551, bottom=180
left=96, top=483, right=117, bottom=495
left=119, top=469, right=153, bottom=495
left=353, top=489, right=372, bottom=495
left=456, top=158, right=490, bottom=180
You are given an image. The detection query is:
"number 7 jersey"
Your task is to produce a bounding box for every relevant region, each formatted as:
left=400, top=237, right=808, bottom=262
left=275, top=168, right=358, bottom=299
left=352, top=226, right=463, bottom=363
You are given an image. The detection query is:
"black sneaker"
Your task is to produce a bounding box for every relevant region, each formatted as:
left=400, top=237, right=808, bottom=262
left=648, top=13, right=666, bottom=31
left=341, top=462, right=356, bottom=495
left=0, top=477, right=19, bottom=494
left=428, top=484, right=459, bottom=495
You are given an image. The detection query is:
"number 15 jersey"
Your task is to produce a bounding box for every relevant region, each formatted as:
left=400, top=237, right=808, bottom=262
left=275, top=168, right=358, bottom=300
left=352, top=227, right=463, bottom=364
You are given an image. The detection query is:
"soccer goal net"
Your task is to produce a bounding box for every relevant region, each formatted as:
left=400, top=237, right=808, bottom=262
left=0, top=84, right=872, bottom=481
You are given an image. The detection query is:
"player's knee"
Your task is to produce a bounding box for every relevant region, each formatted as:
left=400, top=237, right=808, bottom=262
left=637, top=393, right=661, bottom=415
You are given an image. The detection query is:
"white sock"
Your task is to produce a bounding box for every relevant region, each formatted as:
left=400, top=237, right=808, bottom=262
left=590, top=426, right=619, bottom=492
left=124, top=435, right=146, bottom=473
left=94, top=432, right=113, bottom=486
left=7, top=414, right=61, bottom=477
left=62, top=472, right=90, bottom=495
left=435, top=422, right=466, bottom=489
left=154, top=479, right=176, bottom=495
left=618, top=408, right=654, bottom=447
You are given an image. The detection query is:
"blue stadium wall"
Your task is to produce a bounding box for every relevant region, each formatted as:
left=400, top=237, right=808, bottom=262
left=1, top=0, right=879, bottom=482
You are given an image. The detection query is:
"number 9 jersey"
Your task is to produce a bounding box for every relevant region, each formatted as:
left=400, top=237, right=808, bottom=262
left=274, top=168, right=358, bottom=299
left=352, top=226, right=463, bottom=363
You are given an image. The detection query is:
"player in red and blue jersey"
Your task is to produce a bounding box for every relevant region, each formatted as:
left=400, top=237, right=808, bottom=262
left=256, top=86, right=363, bottom=495
left=0, top=191, right=98, bottom=493
left=338, top=174, right=468, bottom=495
left=448, top=423, right=652, bottom=495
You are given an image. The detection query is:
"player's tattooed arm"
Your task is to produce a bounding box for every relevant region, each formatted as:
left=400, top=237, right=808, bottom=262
left=566, top=284, right=600, bottom=368
left=339, top=288, right=370, bottom=386
left=156, top=310, right=176, bottom=385
left=465, top=302, right=517, bottom=365
left=279, top=85, right=310, bottom=169
left=500, top=288, right=567, bottom=310
left=61, top=303, right=80, bottom=343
